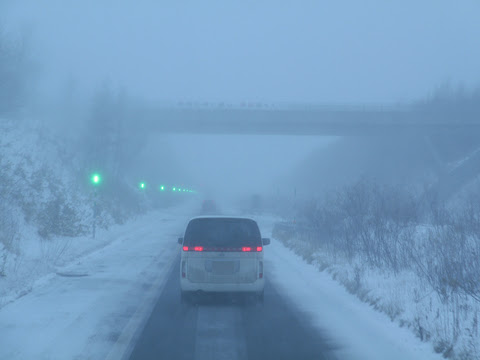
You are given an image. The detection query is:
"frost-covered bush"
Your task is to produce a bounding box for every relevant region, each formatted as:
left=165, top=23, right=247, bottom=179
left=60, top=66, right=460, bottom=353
left=296, top=180, right=418, bottom=272
left=37, top=194, right=86, bottom=239
left=412, top=221, right=480, bottom=304
left=276, top=179, right=480, bottom=359
left=0, top=202, right=19, bottom=276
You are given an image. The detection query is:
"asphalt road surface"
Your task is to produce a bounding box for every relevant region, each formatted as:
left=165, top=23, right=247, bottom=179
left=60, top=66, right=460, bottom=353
left=129, top=257, right=338, bottom=360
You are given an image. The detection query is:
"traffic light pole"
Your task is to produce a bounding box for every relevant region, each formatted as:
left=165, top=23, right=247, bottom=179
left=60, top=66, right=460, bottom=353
left=90, top=173, right=101, bottom=239
left=93, top=187, right=97, bottom=239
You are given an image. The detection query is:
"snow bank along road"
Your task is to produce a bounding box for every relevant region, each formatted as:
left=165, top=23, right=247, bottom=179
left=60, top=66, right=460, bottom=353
left=0, top=210, right=443, bottom=360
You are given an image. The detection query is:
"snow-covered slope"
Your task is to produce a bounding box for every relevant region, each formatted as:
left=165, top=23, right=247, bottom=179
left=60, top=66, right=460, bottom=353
left=0, top=116, right=151, bottom=307
left=0, top=207, right=189, bottom=360
left=1, top=118, right=91, bottom=301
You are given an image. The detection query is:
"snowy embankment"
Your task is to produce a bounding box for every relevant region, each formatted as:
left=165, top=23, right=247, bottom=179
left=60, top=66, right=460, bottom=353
left=0, top=117, right=153, bottom=309
left=258, top=214, right=479, bottom=360
left=0, top=205, right=184, bottom=309
left=0, top=205, right=191, bottom=360
left=1, top=118, right=92, bottom=306
left=258, top=215, right=445, bottom=360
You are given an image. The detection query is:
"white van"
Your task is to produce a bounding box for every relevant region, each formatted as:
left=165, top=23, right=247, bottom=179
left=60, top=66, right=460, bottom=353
left=178, top=216, right=270, bottom=303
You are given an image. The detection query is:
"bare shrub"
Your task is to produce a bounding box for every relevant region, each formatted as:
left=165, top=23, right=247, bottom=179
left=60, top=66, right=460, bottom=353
left=0, top=202, right=19, bottom=276
left=300, top=180, right=418, bottom=272
left=40, top=237, right=72, bottom=266
left=282, top=178, right=480, bottom=359
left=37, top=191, right=86, bottom=239
left=413, top=225, right=480, bottom=304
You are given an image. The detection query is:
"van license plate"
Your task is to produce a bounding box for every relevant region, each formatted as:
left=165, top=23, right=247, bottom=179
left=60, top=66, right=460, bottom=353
left=212, top=261, right=235, bottom=275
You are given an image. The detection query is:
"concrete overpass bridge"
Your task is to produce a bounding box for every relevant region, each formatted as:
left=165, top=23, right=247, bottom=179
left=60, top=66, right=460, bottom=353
left=132, top=102, right=480, bottom=202
left=133, top=104, right=480, bottom=136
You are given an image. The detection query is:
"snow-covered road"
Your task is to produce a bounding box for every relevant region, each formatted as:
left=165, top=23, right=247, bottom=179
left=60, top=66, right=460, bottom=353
left=0, top=210, right=443, bottom=360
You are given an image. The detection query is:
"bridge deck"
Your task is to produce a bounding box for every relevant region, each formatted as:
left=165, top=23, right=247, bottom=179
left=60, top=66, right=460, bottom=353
left=135, top=107, right=480, bottom=136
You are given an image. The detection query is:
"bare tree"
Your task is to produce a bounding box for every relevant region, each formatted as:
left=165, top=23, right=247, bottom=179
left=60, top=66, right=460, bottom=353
left=0, top=25, right=31, bottom=115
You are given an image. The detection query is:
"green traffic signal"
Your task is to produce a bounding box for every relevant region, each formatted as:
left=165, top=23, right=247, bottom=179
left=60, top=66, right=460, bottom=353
left=91, top=173, right=101, bottom=185
left=131, top=183, right=197, bottom=193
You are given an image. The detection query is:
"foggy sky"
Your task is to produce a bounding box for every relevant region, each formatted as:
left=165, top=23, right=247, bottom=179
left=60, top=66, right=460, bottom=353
left=4, top=0, right=480, bottom=104
left=3, top=1, right=480, bottom=203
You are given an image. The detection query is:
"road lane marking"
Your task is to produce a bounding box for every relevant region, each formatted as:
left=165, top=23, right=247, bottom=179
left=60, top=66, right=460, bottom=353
left=194, top=306, right=247, bottom=360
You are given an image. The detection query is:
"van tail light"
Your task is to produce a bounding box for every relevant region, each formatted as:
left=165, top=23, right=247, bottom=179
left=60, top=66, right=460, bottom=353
left=185, top=246, right=262, bottom=252
left=182, top=246, right=204, bottom=251
left=181, top=261, right=186, bottom=278
left=243, top=246, right=262, bottom=252
left=259, top=261, right=263, bottom=279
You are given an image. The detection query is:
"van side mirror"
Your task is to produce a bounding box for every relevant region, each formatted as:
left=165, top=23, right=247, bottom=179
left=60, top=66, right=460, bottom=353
left=262, top=238, right=270, bottom=245
left=178, top=237, right=184, bottom=245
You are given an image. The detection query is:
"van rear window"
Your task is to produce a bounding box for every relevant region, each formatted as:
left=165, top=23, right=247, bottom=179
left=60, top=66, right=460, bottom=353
left=184, top=218, right=261, bottom=248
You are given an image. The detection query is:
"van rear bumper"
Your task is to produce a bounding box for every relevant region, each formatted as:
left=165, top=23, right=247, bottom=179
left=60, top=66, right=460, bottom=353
left=180, top=278, right=265, bottom=293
